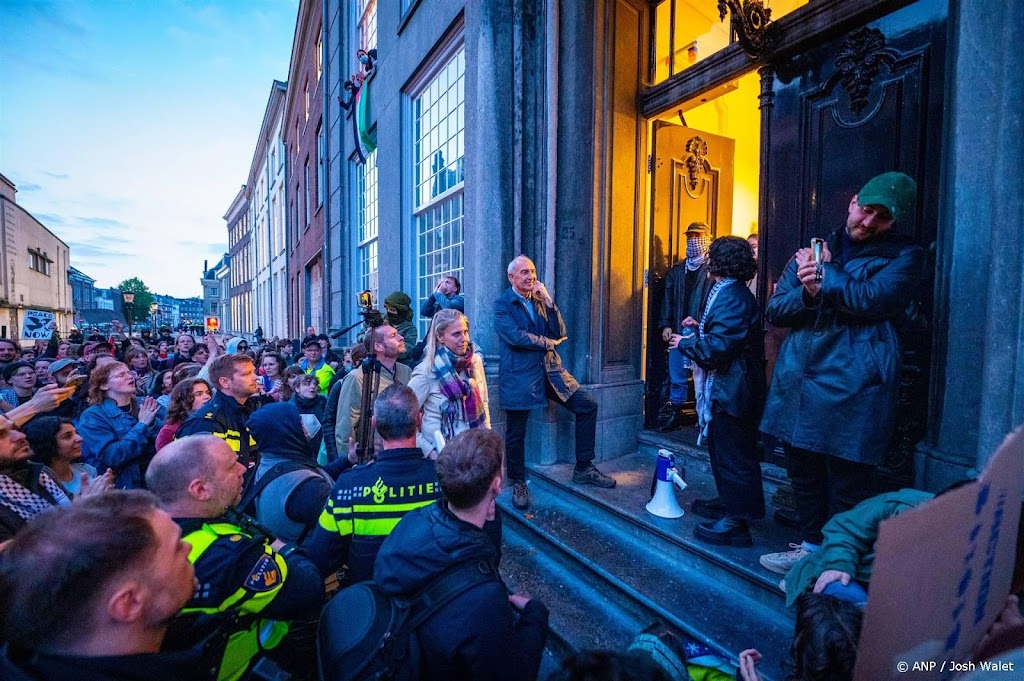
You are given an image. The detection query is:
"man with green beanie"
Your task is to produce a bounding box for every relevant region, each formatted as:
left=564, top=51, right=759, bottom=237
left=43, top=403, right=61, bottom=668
left=384, top=291, right=418, bottom=365
left=757, top=172, right=925, bottom=577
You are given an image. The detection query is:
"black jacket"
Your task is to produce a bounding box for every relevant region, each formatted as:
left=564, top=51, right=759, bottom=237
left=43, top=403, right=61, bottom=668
left=760, top=227, right=925, bottom=464
left=658, top=261, right=713, bottom=331
left=176, top=392, right=260, bottom=467
left=301, top=447, right=439, bottom=582
left=374, top=502, right=548, bottom=681
left=676, top=279, right=765, bottom=424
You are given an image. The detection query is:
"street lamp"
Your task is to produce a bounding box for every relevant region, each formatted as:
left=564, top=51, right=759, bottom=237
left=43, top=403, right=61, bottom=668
left=150, top=303, right=158, bottom=332
left=122, top=291, right=135, bottom=337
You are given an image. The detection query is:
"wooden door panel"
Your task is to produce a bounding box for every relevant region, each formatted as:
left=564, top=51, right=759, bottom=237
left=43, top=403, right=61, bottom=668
left=646, top=121, right=734, bottom=425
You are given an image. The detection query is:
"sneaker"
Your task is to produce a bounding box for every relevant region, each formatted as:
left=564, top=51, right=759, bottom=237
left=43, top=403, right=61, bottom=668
left=572, top=464, right=617, bottom=488
left=759, top=543, right=811, bottom=575
left=512, top=481, right=531, bottom=510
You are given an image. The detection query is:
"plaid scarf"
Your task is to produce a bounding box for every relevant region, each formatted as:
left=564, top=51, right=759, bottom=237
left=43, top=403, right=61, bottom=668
left=433, top=346, right=486, bottom=439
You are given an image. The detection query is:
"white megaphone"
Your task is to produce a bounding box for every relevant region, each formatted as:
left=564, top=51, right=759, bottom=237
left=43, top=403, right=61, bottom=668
left=646, top=449, right=687, bottom=519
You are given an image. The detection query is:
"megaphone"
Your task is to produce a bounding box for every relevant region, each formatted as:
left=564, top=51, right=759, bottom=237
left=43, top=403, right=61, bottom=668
left=646, top=449, right=687, bottom=519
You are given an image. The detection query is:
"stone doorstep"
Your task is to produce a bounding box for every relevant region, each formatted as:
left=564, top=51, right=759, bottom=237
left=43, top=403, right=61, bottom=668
left=496, top=453, right=799, bottom=681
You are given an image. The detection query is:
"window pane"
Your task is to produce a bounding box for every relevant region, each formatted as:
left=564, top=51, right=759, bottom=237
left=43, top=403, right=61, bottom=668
left=413, top=45, right=465, bottom=208
left=356, top=149, right=379, bottom=305
left=415, top=194, right=463, bottom=337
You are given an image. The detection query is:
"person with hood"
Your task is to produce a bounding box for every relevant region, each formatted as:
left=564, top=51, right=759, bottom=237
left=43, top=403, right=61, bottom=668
left=384, top=291, right=419, bottom=365
left=248, top=401, right=333, bottom=543
left=373, top=428, right=548, bottom=681
left=291, top=374, right=328, bottom=456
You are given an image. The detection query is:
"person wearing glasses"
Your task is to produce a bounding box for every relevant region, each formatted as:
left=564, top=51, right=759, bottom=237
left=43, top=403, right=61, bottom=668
left=0, top=362, right=38, bottom=409
left=78, top=362, right=162, bottom=489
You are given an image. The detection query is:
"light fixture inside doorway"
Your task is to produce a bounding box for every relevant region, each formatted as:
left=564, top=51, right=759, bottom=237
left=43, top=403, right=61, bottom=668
left=717, top=0, right=783, bottom=59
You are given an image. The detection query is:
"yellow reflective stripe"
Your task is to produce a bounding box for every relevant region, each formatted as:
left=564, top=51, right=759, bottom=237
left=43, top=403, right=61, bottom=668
left=318, top=508, right=339, bottom=531
left=213, top=431, right=242, bottom=452
left=352, top=500, right=435, bottom=514
left=353, top=517, right=404, bottom=536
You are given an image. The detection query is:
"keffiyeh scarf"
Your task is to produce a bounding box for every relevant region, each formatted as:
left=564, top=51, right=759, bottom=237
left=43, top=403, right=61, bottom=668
left=433, top=346, right=486, bottom=439
left=691, top=278, right=736, bottom=434
left=0, top=466, right=71, bottom=521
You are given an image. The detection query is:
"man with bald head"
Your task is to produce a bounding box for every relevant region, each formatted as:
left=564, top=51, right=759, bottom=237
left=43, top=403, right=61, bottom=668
left=495, top=255, right=615, bottom=511
left=146, top=435, right=323, bottom=681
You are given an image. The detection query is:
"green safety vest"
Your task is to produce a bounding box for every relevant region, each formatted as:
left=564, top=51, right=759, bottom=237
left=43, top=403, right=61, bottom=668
left=181, top=522, right=290, bottom=681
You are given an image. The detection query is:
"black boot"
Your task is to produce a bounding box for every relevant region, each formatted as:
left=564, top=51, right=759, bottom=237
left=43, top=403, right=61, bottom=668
left=694, top=517, right=752, bottom=547
left=690, top=497, right=725, bottom=519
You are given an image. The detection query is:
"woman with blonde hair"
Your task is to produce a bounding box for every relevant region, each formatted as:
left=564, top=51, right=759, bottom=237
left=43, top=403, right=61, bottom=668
left=408, top=309, right=490, bottom=458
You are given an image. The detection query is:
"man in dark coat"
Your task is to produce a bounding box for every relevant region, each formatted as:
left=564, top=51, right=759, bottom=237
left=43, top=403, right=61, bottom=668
left=670, top=236, right=765, bottom=546
left=495, top=255, right=615, bottom=510
left=374, top=429, right=548, bottom=681
left=658, top=222, right=714, bottom=431
left=758, top=172, right=925, bottom=575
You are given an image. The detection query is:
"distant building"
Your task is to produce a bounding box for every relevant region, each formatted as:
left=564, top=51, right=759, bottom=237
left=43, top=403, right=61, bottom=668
left=0, top=173, right=73, bottom=343
left=68, top=266, right=97, bottom=327
left=249, top=81, right=289, bottom=341
left=177, top=297, right=203, bottom=332
left=224, top=186, right=252, bottom=335
left=200, top=257, right=227, bottom=328
left=282, top=1, right=325, bottom=338
left=214, top=255, right=231, bottom=332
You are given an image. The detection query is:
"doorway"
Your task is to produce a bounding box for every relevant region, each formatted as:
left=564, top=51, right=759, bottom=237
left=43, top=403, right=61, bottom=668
left=643, top=70, right=762, bottom=426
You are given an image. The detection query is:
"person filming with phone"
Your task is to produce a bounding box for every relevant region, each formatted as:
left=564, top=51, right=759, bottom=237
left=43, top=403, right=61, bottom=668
left=495, top=255, right=616, bottom=511
left=757, top=172, right=926, bottom=577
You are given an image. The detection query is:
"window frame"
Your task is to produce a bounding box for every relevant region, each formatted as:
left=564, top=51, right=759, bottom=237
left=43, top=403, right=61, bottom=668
left=405, top=28, right=466, bottom=337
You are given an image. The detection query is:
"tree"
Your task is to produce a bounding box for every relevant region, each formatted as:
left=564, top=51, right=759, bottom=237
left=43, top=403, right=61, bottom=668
left=117, top=278, right=155, bottom=323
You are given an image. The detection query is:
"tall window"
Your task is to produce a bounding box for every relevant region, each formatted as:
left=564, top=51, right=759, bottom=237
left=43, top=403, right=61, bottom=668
left=315, top=29, right=323, bottom=82
left=356, top=149, right=379, bottom=306
left=317, top=122, right=325, bottom=208
left=304, top=80, right=310, bottom=122
left=412, top=44, right=465, bottom=336
left=359, top=0, right=377, bottom=53
left=304, top=158, right=311, bottom=227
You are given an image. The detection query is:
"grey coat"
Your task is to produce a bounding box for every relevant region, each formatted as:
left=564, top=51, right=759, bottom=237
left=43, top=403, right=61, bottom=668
left=494, top=288, right=579, bottom=410
left=760, top=228, right=925, bottom=465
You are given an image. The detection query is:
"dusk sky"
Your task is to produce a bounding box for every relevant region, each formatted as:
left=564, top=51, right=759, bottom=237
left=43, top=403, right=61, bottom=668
left=1, top=0, right=298, bottom=298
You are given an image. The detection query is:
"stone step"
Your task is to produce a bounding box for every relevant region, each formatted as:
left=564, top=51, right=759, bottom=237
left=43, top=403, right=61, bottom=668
left=636, top=427, right=791, bottom=489
left=498, top=457, right=797, bottom=681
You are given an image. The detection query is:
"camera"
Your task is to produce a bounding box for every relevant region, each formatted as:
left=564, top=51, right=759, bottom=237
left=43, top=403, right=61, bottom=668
left=357, top=290, right=385, bottom=328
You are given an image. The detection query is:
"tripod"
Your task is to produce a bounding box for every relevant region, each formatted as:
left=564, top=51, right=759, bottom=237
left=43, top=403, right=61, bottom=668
left=331, top=293, right=385, bottom=465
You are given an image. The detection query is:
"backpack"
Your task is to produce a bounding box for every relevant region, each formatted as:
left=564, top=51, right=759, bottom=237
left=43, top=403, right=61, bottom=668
left=317, top=559, right=498, bottom=681
left=235, top=460, right=329, bottom=542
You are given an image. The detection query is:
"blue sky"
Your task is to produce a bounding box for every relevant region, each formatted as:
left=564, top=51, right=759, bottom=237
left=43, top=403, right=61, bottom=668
left=0, top=0, right=298, bottom=298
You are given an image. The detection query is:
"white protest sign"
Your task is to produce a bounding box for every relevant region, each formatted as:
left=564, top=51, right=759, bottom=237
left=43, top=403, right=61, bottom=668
left=20, top=309, right=56, bottom=341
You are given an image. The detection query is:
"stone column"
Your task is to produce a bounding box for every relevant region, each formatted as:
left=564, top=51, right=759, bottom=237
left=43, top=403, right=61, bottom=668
left=915, top=0, right=1024, bottom=489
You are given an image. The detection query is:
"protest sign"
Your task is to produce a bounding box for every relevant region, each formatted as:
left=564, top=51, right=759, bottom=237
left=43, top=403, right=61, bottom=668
left=854, top=428, right=1024, bottom=680
left=20, top=309, right=56, bottom=341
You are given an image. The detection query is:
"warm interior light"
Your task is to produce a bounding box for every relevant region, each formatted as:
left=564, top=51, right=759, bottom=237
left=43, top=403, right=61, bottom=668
left=122, top=291, right=135, bottom=305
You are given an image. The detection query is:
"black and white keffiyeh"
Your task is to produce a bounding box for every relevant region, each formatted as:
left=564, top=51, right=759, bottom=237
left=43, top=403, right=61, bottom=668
left=0, top=468, right=71, bottom=521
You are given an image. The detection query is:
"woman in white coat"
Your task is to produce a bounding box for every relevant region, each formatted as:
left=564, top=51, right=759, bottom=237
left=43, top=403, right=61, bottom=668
left=408, top=309, right=490, bottom=458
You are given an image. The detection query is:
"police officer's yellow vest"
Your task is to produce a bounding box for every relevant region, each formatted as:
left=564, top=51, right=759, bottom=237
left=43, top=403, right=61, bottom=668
left=182, top=522, right=290, bottom=681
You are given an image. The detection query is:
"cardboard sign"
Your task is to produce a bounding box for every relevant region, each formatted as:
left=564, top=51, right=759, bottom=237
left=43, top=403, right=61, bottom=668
left=20, top=309, right=56, bottom=340
left=854, top=428, right=1024, bottom=680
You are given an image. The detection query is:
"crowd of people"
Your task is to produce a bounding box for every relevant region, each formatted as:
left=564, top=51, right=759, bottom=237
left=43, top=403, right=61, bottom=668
left=0, top=172, right=1019, bottom=681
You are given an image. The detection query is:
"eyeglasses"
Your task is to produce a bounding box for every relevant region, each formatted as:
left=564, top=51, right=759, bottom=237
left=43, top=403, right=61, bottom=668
left=238, top=344, right=249, bottom=350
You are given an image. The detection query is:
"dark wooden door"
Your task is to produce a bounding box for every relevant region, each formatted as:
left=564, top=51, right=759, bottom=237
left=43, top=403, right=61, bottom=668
left=645, top=121, right=735, bottom=426
left=762, top=0, right=948, bottom=478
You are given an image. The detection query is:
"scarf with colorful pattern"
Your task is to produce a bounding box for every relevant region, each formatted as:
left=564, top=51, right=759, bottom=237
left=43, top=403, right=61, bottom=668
left=433, top=346, right=486, bottom=439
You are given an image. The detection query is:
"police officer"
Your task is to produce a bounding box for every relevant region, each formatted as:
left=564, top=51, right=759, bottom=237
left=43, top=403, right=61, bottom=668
left=302, top=384, right=441, bottom=582
left=147, top=435, right=324, bottom=681
left=177, top=353, right=262, bottom=469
